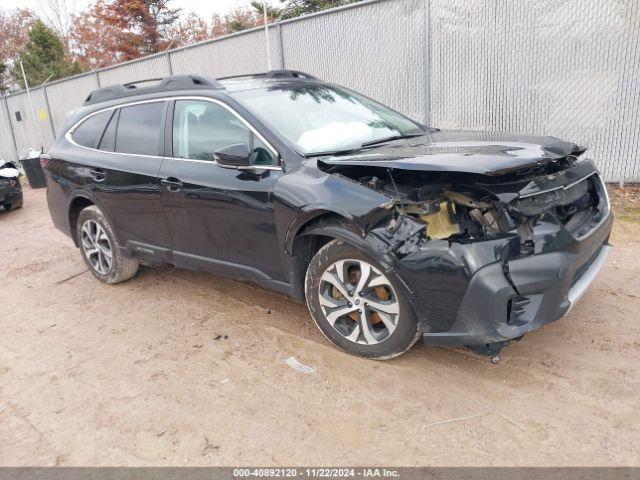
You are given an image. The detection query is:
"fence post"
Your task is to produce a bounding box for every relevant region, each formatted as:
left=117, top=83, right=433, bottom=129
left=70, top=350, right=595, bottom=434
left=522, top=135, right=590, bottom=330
left=95, top=71, right=101, bottom=88
left=421, top=0, right=432, bottom=126
left=42, top=86, right=57, bottom=138
left=3, top=96, right=20, bottom=162
left=277, top=23, right=285, bottom=69
left=166, top=52, right=174, bottom=75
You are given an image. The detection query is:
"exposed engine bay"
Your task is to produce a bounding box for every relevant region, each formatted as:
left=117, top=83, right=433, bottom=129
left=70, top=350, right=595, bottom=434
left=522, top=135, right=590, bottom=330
left=318, top=160, right=607, bottom=259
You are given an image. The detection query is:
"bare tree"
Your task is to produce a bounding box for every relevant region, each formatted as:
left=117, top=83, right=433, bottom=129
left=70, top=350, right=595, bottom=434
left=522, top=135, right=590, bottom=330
left=36, top=0, right=77, bottom=54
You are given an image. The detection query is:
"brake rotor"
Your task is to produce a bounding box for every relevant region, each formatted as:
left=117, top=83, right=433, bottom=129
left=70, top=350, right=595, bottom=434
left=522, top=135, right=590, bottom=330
left=369, top=286, right=388, bottom=325
left=332, top=285, right=388, bottom=324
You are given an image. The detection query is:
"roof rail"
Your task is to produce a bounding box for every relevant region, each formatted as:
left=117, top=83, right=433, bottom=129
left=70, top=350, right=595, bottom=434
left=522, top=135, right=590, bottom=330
left=217, top=70, right=318, bottom=81
left=83, top=75, right=224, bottom=105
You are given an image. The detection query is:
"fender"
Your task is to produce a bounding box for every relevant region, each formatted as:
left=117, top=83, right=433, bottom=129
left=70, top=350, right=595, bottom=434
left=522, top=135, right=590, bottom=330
left=66, top=189, right=121, bottom=247
left=299, top=221, right=425, bottom=326
left=283, top=208, right=355, bottom=256
left=275, top=163, right=395, bottom=256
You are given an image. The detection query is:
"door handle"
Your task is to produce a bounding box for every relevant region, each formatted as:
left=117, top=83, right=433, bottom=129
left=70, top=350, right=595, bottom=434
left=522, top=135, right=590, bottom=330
left=89, top=168, right=106, bottom=182
left=161, top=177, right=183, bottom=192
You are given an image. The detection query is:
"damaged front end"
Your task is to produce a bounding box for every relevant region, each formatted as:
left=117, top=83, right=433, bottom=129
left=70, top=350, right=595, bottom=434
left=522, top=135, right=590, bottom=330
left=0, top=160, right=23, bottom=211
left=316, top=157, right=613, bottom=352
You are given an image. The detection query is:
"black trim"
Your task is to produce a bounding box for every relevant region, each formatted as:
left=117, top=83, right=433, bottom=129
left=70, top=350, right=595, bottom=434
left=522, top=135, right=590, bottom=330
left=217, top=70, right=317, bottom=81
left=172, top=251, right=290, bottom=294
left=84, top=75, right=224, bottom=105
left=124, top=240, right=290, bottom=293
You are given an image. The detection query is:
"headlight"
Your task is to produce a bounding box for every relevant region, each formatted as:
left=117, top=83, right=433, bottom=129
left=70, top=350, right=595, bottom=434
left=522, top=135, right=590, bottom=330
left=574, top=149, right=590, bottom=163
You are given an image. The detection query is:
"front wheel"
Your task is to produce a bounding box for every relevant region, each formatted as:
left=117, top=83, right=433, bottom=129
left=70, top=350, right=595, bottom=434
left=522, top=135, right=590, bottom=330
left=76, top=205, right=139, bottom=284
left=2, top=198, right=23, bottom=210
left=305, top=240, right=419, bottom=359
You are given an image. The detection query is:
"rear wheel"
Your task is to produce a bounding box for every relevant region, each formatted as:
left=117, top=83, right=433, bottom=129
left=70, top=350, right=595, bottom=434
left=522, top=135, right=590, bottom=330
left=76, top=205, right=139, bottom=284
left=305, top=240, right=419, bottom=359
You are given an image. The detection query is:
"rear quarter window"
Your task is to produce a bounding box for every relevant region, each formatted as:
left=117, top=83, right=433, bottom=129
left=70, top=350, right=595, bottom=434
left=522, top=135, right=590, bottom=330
left=71, top=111, right=112, bottom=149
left=98, top=109, right=118, bottom=152
left=115, top=102, right=164, bottom=156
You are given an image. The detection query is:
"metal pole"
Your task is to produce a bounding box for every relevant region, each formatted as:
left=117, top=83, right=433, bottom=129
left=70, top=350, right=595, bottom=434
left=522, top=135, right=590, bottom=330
left=263, top=0, right=272, bottom=71
left=3, top=97, right=20, bottom=162
left=19, top=60, right=45, bottom=150
left=421, top=0, right=432, bottom=126
left=42, top=85, right=57, bottom=138
left=277, top=22, right=285, bottom=69
left=166, top=51, right=174, bottom=75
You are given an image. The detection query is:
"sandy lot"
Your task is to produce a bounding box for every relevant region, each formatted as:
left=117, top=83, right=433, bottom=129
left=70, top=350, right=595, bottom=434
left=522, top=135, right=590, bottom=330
left=1, top=185, right=639, bottom=467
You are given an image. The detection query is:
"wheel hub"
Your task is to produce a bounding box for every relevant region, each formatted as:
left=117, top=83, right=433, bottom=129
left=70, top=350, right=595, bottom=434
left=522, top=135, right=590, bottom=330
left=318, top=259, right=400, bottom=345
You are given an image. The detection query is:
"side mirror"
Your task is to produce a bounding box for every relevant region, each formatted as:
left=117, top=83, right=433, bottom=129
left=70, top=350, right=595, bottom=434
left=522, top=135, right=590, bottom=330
left=214, top=143, right=251, bottom=169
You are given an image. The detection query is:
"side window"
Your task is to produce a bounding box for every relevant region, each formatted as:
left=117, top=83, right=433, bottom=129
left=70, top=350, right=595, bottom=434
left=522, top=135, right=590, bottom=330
left=72, top=110, right=112, bottom=149
left=115, top=102, right=164, bottom=156
left=173, top=100, right=251, bottom=161
left=98, top=109, right=118, bottom=151
left=252, top=135, right=277, bottom=166
left=172, top=100, right=277, bottom=166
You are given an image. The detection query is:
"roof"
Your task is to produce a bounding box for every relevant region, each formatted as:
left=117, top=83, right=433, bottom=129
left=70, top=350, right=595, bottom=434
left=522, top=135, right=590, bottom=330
left=83, top=70, right=319, bottom=105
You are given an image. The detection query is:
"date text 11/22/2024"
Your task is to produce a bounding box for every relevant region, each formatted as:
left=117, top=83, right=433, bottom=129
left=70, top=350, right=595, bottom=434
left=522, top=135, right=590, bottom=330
left=232, top=468, right=400, bottom=478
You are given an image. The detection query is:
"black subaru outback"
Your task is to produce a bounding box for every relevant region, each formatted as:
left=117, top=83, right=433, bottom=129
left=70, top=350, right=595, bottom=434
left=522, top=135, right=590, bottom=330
left=43, top=70, right=612, bottom=359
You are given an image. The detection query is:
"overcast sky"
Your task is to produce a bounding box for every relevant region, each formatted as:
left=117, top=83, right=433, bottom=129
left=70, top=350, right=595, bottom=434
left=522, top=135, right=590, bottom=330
left=1, top=0, right=280, bottom=20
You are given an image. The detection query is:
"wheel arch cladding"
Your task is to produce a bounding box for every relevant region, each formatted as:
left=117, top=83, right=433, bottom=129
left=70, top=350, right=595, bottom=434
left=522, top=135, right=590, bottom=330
left=68, top=196, right=95, bottom=246
left=287, top=211, right=352, bottom=300
left=289, top=213, right=407, bottom=302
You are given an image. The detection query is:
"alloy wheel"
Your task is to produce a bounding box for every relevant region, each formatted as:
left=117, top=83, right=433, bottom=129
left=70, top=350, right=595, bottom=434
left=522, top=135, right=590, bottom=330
left=318, top=259, right=400, bottom=345
left=81, top=219, right=113, bottom=275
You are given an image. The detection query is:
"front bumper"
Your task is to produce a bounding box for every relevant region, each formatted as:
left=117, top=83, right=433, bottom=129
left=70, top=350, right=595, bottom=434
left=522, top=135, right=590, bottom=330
left=0, top=186, right=22, bottom=206
left=421, top=210, right=613, bottom=346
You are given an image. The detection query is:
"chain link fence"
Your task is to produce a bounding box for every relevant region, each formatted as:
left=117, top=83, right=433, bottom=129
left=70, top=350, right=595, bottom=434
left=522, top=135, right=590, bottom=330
left=1, top=0, right=638, bottom=182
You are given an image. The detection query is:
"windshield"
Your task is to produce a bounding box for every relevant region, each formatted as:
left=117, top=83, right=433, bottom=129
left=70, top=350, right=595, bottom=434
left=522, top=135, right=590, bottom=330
left=234, top=84, right=424, bottom=155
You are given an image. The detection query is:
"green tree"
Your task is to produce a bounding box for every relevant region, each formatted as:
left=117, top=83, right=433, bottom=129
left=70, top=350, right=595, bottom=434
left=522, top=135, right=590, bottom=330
left=279, top=0, right=359, bottom=19
left=250, top=1, right=282, bottom=21
left=11, top=20, right=81, bottom=88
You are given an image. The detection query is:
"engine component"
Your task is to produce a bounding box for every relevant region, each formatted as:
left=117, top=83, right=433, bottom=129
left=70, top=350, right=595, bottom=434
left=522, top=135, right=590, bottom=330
left=420, top=202, right=461, bottom=240
left=444, top=190, right=490, bottom=209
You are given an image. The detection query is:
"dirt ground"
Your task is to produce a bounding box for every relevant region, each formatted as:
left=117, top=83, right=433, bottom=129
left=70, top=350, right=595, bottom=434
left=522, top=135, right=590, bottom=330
left=1, top=184, right=639, bottom=467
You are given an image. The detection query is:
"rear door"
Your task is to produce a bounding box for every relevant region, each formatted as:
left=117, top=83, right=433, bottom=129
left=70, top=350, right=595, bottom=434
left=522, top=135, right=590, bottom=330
left=158, top=98, right=284, bottom=282
left=81, top=100, right=172, bottom=249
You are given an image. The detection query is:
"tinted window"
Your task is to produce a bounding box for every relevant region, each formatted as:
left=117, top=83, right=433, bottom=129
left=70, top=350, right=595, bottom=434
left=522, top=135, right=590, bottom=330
left=172, top=100, right=251, bottom=162
left=72, top=111, right=112, bottom=149
left=98, top=109, right=118, bottom=151
left=115, top=102, right=163, bottom=156
left=252, top=135, right=276, bottom=166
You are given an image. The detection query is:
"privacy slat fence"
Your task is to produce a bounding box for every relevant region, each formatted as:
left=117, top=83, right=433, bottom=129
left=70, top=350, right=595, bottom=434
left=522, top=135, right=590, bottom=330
left=1, top=0, right=638, bottom=183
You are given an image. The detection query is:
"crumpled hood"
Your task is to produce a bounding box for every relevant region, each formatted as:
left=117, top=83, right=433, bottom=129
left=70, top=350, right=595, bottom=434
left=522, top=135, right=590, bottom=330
left=318, top=130, right=584, bottom=176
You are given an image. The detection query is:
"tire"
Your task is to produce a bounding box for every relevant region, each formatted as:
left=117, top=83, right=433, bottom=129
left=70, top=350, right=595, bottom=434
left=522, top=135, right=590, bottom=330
left=305, top=239, right=419, bottom=359
left=3, top=198, right=22, bottom=210
left=76, top=205, right=139, bottom=284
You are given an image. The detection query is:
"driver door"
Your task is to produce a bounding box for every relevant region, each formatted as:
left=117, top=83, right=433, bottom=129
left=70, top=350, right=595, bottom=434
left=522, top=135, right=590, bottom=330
left=158, top=98, right=284, bottom=282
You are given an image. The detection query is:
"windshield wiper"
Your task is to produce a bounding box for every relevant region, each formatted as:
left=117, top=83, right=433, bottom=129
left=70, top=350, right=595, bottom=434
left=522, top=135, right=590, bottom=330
left=303, top=148, right=362, bottom=158
left=360, top=133, right=425, bottom=148
left=303, top=133, right=426, bottom=158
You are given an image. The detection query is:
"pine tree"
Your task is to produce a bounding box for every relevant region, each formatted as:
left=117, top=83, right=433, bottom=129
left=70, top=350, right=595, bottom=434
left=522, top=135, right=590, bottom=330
left=279, top=0, right=359, bottom=19
left=12, top=21, right=80, bottom=88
